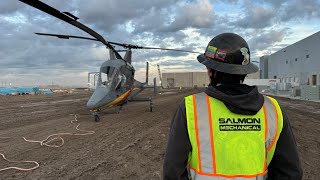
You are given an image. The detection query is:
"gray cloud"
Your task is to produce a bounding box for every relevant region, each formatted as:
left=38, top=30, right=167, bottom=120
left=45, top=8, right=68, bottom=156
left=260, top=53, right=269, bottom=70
left=133, top=0, right=214, bottom=34
left=263, top=0, right=287, bottom=7
left=218, top=0, right=239, bottom=4
left=131, top=8, right=171, bottom=34
left=42, top=0, right=75, bottom=11
left=233, top=1, right=277, bottom=29
left=280, top=0, right=320, bottom=21
left=77, top=0, right=176, bottom=32
left=0, top=1, right=23, bottom=14
left=233, top=0, right=320, bottom=30
left=248, top=29, right=287, bottom=51
left=163, top=0, right=214, bottom=32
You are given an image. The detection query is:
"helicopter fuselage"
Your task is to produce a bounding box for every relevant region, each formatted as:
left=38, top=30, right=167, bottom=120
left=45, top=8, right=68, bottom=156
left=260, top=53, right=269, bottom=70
left=86, top=59, right=135, bottom=111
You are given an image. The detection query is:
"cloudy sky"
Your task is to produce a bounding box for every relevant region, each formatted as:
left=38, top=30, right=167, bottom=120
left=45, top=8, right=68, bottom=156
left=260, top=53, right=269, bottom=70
left=0, top=0, right=319, bottom=87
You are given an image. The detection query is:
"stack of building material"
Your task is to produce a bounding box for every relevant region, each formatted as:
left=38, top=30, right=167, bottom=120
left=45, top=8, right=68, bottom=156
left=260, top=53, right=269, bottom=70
left=0, top=88, right=17, bottom=95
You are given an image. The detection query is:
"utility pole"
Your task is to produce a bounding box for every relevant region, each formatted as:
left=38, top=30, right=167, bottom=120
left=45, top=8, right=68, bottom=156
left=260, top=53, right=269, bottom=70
left=157, top=64, right=162, bottom=88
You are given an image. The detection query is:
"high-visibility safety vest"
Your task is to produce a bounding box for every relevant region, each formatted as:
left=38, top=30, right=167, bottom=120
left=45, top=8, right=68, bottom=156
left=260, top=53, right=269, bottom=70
left=185, top=92, right=283, bottom=180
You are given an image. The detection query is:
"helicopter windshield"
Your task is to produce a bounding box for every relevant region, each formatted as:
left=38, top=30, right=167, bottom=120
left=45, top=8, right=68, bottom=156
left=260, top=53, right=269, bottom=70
left=101, top=66, right=117, bottom=86
left=100, top=66, right=127, bottom=90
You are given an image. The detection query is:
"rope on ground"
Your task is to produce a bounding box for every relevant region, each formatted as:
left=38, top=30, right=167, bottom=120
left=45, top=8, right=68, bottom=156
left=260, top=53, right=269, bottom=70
left=0, top=153, right=39, bottom=172
left=0, top=114, right=95, bottom=172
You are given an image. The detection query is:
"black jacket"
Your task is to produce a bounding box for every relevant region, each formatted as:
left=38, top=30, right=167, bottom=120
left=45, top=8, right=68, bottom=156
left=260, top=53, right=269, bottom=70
left=163, top=84, right=303, bottom=180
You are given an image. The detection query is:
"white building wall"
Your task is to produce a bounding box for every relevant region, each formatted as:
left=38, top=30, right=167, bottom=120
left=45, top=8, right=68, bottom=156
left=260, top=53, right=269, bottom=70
left=192, top=72, right=209, bottom=87
left=162, top=72, right=261, bottom=88
left=243, top=79, right=280, bottom=86
left=259, top=55, right=269, bottom=79
left=246, top=71, right=260, bottom=79
left=267, top=31, right=320, bottom=86
left=162, top=72, right=209, bottom=88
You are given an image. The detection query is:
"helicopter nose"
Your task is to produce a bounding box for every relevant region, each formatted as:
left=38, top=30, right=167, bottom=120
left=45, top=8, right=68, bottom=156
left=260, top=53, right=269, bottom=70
left=86, top=100, right=98, bottom=110
left=86, top=86, right=109, bottom=110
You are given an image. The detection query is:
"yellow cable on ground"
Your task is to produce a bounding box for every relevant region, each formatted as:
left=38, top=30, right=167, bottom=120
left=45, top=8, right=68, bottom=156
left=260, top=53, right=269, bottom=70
left=0, top=114, right=95, bottom=172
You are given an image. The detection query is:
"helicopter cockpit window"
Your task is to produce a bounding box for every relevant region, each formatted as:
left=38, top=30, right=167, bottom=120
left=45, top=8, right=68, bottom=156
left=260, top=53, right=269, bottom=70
left=101, top=66, right=128, bottom=91
left=116, top=74, right=127, bottom=90
left=101, top=66, right=117, bottom=87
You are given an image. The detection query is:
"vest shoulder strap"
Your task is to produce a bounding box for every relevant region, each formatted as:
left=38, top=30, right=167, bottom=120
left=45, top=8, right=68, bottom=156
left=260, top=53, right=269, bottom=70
left=263, top=95, right=284, bottom=165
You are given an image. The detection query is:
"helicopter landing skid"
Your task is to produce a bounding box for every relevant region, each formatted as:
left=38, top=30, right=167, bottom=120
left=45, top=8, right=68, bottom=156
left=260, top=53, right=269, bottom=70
left=94, top=114, right=100, bottom=122
left=92, top=110, right=101, bottom=122
left=149, top=99, right=153, bottom=112
left=117, top=105, right=123, bottom=114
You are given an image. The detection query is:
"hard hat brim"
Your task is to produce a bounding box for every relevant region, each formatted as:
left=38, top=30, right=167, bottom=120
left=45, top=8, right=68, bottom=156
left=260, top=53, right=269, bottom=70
left=197, top=54, right=259, bottom=75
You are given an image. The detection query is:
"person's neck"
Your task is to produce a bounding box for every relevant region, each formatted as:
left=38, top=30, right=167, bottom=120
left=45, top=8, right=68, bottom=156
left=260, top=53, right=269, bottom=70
left=210, top=82, right=243, bottom=87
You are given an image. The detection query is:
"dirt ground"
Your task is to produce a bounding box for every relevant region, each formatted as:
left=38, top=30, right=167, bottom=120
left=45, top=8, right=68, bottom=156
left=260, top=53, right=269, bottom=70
left=0, top=89, right=319, bottom=180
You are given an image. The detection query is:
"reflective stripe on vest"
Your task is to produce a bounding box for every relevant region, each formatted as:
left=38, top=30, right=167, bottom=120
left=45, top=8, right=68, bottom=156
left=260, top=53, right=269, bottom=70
left=185, top=93, right=283, bottom=179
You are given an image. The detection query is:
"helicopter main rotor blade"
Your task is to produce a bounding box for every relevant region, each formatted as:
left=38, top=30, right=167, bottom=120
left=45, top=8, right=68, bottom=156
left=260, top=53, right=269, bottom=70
left=116, top=50, right=128, bottom=52
left=107, top=42, right=201, bottom=54
left=35, top=33, right=199, bottom=54
left=19, top=0, right=122, bottom=59
left=133, top=46, right=201, bottom=54
left=35, top=32, right=99, bottom=41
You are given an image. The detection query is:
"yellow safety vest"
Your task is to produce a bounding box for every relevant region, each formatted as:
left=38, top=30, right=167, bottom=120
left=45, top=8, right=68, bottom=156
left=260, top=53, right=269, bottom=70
left=185, top=92, right=283, bottom=180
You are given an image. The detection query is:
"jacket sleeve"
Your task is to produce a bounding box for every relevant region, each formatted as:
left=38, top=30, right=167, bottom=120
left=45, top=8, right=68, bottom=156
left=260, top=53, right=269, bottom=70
left=267, top=107, right=303, bottom=179
left=163, top=100, right=191, bottom=180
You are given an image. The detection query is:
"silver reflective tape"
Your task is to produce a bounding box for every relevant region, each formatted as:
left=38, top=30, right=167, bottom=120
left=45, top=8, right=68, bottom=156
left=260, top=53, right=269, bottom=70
left=263, top=96, right=277, bottom=150
left=194, top=93, right=214, bottom=174
left=190, top=169, right=267, bottom=180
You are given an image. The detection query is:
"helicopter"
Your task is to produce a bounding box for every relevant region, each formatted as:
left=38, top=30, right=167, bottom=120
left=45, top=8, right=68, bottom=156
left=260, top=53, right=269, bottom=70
left=19, top=0, right=200, bottom=122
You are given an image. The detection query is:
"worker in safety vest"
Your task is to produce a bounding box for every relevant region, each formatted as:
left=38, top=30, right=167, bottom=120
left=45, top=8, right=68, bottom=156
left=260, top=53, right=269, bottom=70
left=163, top=33, right=302, bottom=180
